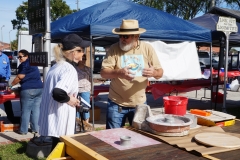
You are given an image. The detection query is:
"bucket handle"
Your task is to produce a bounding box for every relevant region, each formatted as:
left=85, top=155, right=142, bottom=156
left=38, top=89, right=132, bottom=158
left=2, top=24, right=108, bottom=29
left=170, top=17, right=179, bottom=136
left=164, top=100, right=182, bottom=106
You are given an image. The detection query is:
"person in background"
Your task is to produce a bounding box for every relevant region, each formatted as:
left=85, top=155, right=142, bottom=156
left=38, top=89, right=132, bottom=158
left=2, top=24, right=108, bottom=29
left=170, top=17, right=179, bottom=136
left=100, top=19, right=163, bottom=129
left=76, top=54, right=92, bottom=131
left=38, top=34, right=91, bottom=151
left=0, top=50, right=18, bottom=124
left=10, top=49, right=43, bottom=135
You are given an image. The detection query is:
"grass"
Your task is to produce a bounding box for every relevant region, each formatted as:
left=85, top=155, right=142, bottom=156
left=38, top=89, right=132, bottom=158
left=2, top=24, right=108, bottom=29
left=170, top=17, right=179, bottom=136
left=0, top=141, right=46, bottom=160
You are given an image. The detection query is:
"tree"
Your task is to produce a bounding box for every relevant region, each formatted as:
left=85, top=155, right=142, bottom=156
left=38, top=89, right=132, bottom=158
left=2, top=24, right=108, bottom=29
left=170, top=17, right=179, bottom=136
left=50, top=0, right=74, bottom=21
left=11, top=0, right=74, bottom=31
left=11, top=1, right=28, bottom=30
left=225, top=0, right=240, bottom=9
left=133, top=0, right=165, bottom=10
left=132, top=0, right=227, bottom=20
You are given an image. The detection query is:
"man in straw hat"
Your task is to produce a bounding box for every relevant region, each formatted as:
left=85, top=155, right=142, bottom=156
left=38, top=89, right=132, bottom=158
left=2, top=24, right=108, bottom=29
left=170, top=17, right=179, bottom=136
left=100, top=19, right=163, bottom=129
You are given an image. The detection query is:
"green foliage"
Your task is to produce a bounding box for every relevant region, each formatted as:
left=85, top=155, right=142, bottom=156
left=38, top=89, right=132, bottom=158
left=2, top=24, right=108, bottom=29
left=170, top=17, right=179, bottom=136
left=0, top=141, right=46, bottom=160
left=11, top=0, right=74, bottom=32
left=131, top=0, right=236, bottom=20
left=50, top=0, right=74, bottom=21
left=132, top=0, right=164, bottom=10
left=11, top=39, right=18, bottom=51
left=11, top=1, right=28, bottom=30
left=225, top=0, right=240, bottom=9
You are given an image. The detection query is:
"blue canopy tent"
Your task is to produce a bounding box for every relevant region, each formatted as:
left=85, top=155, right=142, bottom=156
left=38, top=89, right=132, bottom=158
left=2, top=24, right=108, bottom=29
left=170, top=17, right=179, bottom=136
left=51, top=0, right=211, bottom=46
left=50, top=0, right=213, bottom=126
left=189, top=13, right=240, bottom=111
left=189, top=13, right=240, bottom=47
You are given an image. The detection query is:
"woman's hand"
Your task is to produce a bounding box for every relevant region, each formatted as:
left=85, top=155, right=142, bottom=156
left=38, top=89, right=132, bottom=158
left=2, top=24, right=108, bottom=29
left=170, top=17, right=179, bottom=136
left=67, top=95, right=80, bottom=107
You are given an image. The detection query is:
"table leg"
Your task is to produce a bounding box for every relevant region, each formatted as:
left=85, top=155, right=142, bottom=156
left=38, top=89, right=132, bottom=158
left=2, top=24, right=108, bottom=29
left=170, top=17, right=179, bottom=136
left=3, top=100, right=20, bottom=124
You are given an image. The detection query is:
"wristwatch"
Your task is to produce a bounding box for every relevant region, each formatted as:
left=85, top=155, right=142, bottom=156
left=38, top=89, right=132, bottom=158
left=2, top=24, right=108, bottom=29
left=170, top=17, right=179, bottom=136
left=9, top=84, right=12, bottom=89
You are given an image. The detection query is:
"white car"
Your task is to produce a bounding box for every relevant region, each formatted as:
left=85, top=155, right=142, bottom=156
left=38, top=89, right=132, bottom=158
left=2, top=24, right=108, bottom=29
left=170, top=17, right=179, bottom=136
left=198, top=51, right=219, bottom=70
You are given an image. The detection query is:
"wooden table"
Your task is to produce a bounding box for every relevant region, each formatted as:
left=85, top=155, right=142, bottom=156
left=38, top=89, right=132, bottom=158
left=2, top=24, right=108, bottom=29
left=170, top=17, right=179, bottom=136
left=59, top=121, right=240, bottom=160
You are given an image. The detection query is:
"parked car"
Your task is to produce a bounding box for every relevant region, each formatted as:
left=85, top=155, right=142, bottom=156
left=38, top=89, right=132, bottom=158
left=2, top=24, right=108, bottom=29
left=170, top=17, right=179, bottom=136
left=93, top=52, right=106, bottom=73
left=198, top=51, right=219, bottom=70
left=1, top=50, right=18, bottom=69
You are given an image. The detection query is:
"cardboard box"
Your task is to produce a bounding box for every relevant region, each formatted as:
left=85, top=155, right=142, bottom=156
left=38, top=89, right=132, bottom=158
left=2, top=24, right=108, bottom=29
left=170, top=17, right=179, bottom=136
left=89, top=106, right=101, bottom=122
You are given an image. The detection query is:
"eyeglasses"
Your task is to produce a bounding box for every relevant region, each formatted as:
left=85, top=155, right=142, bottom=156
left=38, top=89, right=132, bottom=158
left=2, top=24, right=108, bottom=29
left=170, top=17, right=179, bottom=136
left=119, top=35, right=132, bottom=39
left=17, top=55, right=25, bottom=59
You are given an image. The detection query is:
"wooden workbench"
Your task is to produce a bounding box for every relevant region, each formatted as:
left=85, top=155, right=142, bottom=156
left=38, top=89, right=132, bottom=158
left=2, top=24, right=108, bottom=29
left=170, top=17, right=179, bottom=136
left=57, top=121, right=240, bottom=160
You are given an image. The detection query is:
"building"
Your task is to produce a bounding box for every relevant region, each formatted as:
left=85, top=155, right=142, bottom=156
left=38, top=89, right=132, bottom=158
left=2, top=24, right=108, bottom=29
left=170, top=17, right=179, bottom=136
left=199, top=47, right=220, bottom=55
left=0, top=41, right=10, bottom=50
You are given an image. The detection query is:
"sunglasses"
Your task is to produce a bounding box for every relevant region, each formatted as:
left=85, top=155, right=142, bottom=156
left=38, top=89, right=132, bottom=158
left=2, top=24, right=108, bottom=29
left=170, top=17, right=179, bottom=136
left=76, top=49, right=84, bottom=53
left=17, top=55, right=26, bottom=59
left=119, top=35, right=132, bottom=39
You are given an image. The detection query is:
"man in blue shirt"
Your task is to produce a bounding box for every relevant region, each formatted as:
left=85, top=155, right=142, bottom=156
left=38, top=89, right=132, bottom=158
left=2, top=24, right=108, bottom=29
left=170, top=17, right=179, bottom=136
left=0, top=50, right=11, bottom=81
left=0, top=50, right=17, bottom=123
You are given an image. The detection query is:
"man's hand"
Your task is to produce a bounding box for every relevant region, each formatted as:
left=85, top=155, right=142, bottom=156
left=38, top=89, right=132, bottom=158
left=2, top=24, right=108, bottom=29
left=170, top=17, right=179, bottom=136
left=142, top=63, right=155, bottom=78
left=118, top=66, right=135, bottom=81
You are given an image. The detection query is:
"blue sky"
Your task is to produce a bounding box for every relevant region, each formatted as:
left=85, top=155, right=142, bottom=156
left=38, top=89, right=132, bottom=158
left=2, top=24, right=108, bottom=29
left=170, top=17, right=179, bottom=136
left=0, top=0, right=235, bottom=48
left=0, top=0, right=106, bottom=44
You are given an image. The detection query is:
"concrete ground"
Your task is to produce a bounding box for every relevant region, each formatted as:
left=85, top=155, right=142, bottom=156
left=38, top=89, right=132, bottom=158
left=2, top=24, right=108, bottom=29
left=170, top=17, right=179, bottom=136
left=0, top=85, right=239, bottom=144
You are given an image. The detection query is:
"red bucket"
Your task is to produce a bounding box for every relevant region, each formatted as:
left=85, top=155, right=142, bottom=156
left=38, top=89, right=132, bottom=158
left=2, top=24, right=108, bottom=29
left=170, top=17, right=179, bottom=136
left=163, top=96, right=188, bottom=116
left=211, top=92, right=223, bottom=103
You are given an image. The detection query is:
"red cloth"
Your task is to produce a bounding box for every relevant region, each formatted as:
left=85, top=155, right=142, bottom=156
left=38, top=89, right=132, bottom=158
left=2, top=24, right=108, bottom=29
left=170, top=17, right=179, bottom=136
left=0, top=94, right=19, bottom=104
left=150, top=79, right=224, bottom=100
left=93, top=85, right=110, bottom=98
left=212, top=71, right=240, bottom=78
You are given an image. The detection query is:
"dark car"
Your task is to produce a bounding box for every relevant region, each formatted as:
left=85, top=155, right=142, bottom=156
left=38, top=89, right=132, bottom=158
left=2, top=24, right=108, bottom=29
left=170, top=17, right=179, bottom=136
left=93, top=53, right=106, bottom=73
left=1, top=50, right=18, bottom=69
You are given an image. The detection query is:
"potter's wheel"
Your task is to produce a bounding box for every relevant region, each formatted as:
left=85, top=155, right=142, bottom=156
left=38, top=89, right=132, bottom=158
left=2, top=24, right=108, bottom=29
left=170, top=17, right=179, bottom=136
left=146, top=114, right=192, bottom=136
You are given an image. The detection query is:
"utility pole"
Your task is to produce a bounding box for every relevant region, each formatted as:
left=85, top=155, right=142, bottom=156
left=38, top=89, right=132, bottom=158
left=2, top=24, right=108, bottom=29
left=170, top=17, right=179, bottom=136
left=76, top=0, right=79, bottom=11
left=1, top=25, right=5, bottom=44
left=211, top=0, right=215, bottom=8
left=9, top=30, right=13, bottom=50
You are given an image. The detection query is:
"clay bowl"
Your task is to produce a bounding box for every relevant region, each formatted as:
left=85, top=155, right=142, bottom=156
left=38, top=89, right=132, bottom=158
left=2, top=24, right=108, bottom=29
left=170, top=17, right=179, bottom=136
left=146, top=114, right=192, bottom=136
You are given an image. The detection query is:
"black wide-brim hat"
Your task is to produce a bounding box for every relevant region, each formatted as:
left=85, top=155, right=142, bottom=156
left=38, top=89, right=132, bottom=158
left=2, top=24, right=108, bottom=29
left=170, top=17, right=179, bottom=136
left=62, top=34, right=91, bottom=50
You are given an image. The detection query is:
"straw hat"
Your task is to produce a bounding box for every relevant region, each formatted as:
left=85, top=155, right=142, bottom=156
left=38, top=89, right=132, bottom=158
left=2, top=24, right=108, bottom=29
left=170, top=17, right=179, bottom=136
left=112, top=19, right=146, bottom=35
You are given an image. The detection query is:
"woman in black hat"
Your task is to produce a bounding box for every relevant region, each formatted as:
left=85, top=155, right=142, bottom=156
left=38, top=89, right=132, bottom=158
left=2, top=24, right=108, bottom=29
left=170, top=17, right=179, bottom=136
left=38, top=34, right=91, bottom=151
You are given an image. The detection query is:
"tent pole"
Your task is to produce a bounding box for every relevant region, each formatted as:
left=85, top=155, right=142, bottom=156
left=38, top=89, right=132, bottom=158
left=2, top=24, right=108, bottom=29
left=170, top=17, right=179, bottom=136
left=215, top=36, right=225, bottom=110
left=210, top=43, right=213, bottom=109
left=90, top=35, right=95, bottom=128
left=222, top=34, right=230, bottom=112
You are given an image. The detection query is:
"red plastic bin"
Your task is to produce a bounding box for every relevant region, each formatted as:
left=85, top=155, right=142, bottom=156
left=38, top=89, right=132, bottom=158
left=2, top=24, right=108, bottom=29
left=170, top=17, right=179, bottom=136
left=211, top=92, right=223, bottom=103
